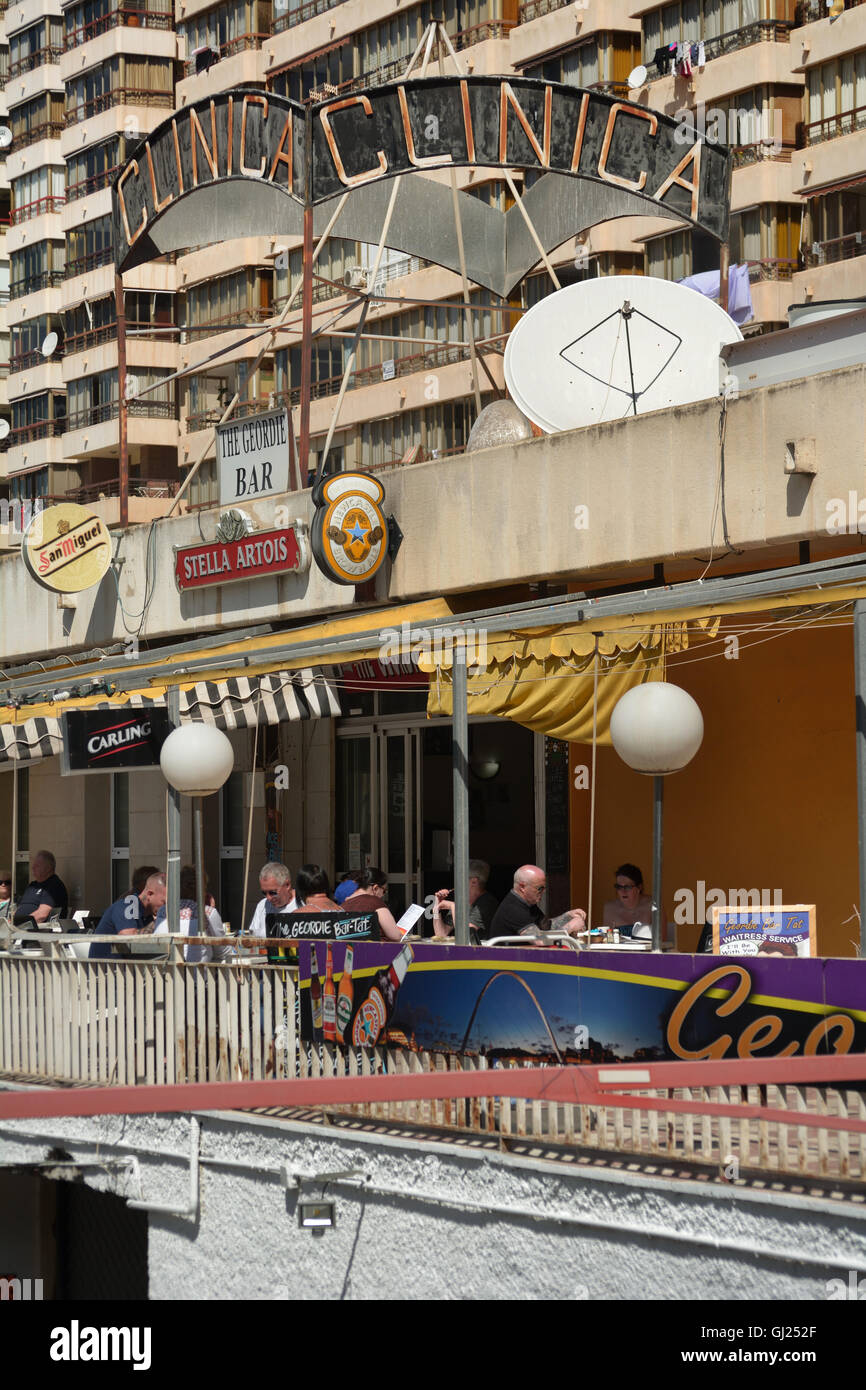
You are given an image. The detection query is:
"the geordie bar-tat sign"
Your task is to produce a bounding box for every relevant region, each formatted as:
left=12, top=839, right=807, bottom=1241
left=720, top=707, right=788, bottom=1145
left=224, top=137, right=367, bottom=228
left=217, top=407, right=290, bottom=507
left=112, top=79, right=731, bottom=294
left=61, top=709, right=172, bottom=774
left=174, top=524, right=306, bottom=591
left=22, top=503, right=112, bottom=595
left=713, top=904, right=817, bottom=958
left=266, top=911, right=376, bottom=947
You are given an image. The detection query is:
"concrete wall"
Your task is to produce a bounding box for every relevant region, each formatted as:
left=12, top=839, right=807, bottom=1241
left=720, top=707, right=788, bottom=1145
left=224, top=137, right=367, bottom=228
left=0, top=1108, right=864, bottom=1301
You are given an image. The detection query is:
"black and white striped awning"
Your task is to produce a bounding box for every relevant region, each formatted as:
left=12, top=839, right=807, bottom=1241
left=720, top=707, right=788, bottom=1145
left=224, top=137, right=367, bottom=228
left=0, top=667, right=342, bottom=765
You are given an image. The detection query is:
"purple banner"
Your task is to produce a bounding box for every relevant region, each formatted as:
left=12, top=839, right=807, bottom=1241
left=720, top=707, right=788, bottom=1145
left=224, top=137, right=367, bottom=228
left=298, top=943, right=866, bottom=1061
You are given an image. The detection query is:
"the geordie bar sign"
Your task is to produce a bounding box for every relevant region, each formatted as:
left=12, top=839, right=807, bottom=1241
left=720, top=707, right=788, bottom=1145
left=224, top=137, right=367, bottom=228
left=218, top=407, right=290, bottom=507
left=112, top=79, right=731, bottom=292
left=174, top=524, right=306, bottom=591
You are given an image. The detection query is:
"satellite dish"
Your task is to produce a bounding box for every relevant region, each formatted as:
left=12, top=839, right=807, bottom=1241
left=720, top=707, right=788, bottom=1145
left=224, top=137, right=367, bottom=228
left=627, top=65, right=648, bottom=89
left=125, top=374, right=139, bottom=399
left=274, top=247, right=289, bottom=271
left=0, top=127, right=12, bottom=149
left=40, top=331, right=58, bottom=358
left=504, top=276, right=743, bottom=433
left=0, top=419, right=10, bottom=440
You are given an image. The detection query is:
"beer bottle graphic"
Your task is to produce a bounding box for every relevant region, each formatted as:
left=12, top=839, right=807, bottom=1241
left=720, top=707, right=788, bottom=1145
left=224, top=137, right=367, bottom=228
left=322, top=942, right=337, bottom=1041
left=335, top=945, right=354, bottom=1044
left=371, top=941, right=414, bottom=1045
left=309, top=944, right=323, bottom=1036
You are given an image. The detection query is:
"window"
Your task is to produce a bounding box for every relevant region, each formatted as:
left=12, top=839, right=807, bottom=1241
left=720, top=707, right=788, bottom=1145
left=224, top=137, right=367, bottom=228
left=66, top=214, right=113, bottom=275
left=8, top=92, right=65, bottom=144
left=10, top=241, right=65, bottom=296
left=807, top=53, right=866, bottom=141
left=182, top=270, right=273, bottom=329
left=643, top=0, right=770, bottom=58
left=66, top=137, right=121, bottom=197
left=645, top=228, right=718, bottom=279
left=525, top=39, right=602, bottom=87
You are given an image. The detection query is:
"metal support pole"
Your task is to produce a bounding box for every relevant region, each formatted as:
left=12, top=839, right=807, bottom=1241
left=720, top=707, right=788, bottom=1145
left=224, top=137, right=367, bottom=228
left=652, top=775, right=664, bottom=953
left=854, top=599, right=866, bottom=956
left=115, top=272, right=129, bottom=528
left=720, top=243, right=730, bottom=315
left=10, top=759, right=18, bottom=910
left=452, top=648, right=470, bottom=945
left=298, top=122, right=315, bottom=481
left=194, top=795, right=206, bottom=945
left=166, top=687, right=181, bottom=933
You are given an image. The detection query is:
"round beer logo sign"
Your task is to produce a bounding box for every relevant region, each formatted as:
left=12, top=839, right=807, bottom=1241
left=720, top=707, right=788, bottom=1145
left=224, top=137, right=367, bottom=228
left=311, top=472, right=388, bottom=586
left=23, top=502, right=112, bottom=594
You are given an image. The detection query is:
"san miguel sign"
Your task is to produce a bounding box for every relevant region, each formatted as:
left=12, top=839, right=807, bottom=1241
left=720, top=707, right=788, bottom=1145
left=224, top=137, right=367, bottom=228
left=112, top=78, right=731, bottom=296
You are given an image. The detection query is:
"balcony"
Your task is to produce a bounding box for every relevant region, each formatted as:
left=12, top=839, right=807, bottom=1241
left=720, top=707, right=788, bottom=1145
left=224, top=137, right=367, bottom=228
left=645, top=20, right=791, bottom=78
left=10, top=348, right=63, bottom=373
left=794, top=0, right=865, bottom=22
left=731, top=142, right=794, bottom=167
left=10, top=195, right=65, bottom=225
left=66, top=166, right=121, bottom=202
left=64, top=87, right=173, bottom=125
left=65, top=246, right=115, bottom=277
left=804, top=103, right=866, bottom=146
left=745, top=256, right=799, bottom=280
left=10, top=271, right=65, bottom=296
left=8, top=420, right=66, bottom=445
left=65, top=399, right=177, bottom=431
left=66, top=475, right=181, bottom=503
left=183, top=32, right=269, bottom=78
left=517, top=0, right=571, bottom=23
left=271, top=0, right=347, bottom=36
left=63, top=8, right=173, bottom=49
left=10, top=122, right=66, bottom=150
left=271, top=336, right=504, bottom=411
left=9, top=46, right=63, bottom=78
left=803, top=230, right=866, bottom=266
left=299, top=22, right=517, bottom=96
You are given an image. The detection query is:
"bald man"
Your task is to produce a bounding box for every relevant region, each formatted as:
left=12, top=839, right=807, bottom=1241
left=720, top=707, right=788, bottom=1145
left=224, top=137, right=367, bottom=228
left=489, top=864, right=586, bottom=940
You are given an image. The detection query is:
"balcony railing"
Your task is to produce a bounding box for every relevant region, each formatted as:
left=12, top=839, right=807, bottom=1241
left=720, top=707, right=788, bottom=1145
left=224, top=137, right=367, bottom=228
left=294, top=22, right=516, bottom=97
left=731, top=142, right=793, bottom=167
left=8, top=420, right=66, bottom=444
left=185, top=395, right=274, bottom=433
left=64, top=8, right=173, bottom=48
left=9, top=270, right=65, bottom=297
left=183, top=32, right=269, bottom=78
left=794, top=0, right=866, bottom=23
left=804, top=104, right=866, bottom=146
left=745, top=256, right=798, bottom=281
left=518, top=0, right=571, bottom=22
left=9, top=46, right=63, bottom=78
left=66, top=165, right=121, bottom=202
left=272, top=0, right=348, bottom=35
left=65, top=87, right=173, bottom=125
left=10, top=348, right=62, bottom=373
left=65, top=246, right=115, bottom=277
left=644, top=20, right=791, bottom=78
left=65, top=399, right=177, bottom=432
left=66, top=476, right=180, bottom=502
left=803, top=230, right=866, bottom=267
left=63, top=324, right=117, bottom=354
left=181, top=305, right=273, bottom=338
left=273, top=338, right=495, bottom=409
left=10, top=194, right=65, bottom=225
left=10, top=121, right=66, bottom=149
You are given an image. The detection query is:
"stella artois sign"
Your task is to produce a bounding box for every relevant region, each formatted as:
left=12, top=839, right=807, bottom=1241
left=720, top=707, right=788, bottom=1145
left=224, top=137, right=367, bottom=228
left=23, top=502, right=112, bottom=594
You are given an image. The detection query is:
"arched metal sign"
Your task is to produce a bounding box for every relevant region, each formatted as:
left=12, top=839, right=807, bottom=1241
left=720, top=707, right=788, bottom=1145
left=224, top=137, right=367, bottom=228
left=112, top=77, right=731, bottom=296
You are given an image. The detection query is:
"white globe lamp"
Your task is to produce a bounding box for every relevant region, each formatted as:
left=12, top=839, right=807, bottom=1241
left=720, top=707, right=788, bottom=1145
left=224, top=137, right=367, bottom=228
left=610, top=682, right=703, bottom=950
left=160, top=723, right=234, bottom=936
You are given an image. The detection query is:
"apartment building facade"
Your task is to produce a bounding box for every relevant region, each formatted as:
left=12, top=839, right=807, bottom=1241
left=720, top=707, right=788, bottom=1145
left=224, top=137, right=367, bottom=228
left=0, top=0, right=860, bottom=517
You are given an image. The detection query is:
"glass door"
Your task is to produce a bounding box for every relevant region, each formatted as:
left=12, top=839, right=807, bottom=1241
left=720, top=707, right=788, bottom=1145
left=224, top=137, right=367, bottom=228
left=335, top=732, right=376, bottom=880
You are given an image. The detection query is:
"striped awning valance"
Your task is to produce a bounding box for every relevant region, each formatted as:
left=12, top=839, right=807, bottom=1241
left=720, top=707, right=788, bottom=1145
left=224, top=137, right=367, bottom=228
left=0, top=667, right=342, bottom=765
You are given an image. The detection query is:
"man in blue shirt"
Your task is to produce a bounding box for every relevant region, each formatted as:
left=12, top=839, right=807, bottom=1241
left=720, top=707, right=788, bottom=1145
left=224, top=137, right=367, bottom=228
left=89, top=868, right=166, bottom=960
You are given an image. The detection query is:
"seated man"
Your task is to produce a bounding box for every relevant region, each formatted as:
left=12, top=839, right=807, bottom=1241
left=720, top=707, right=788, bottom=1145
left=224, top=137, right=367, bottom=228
left=430, top=859, right=499, bottom=943
left=488, top=864, right=586, bottom=941
left=89, top=868, right=165, bottom=959
left=602, top=863, right=667, bottom=938
left=247, top=862, right=296, bottom=936
left=13, top=850, right=68, bottom=928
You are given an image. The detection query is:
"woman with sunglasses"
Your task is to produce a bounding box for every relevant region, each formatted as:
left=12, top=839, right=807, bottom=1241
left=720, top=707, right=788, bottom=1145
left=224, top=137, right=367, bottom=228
left=602, top=863, right=666, bottom=938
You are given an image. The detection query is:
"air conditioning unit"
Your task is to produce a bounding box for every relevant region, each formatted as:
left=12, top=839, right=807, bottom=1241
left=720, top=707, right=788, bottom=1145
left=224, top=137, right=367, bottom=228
left=344, top=267, right=370, bottom=291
